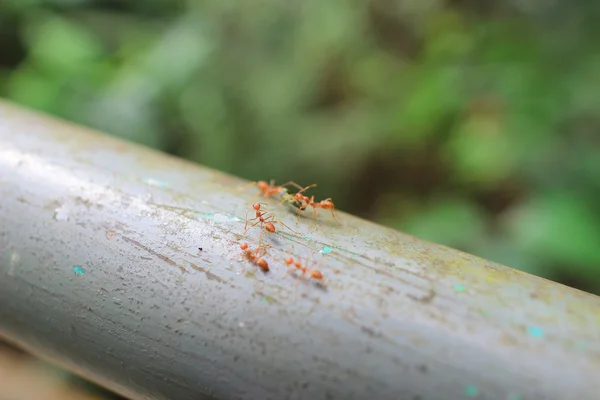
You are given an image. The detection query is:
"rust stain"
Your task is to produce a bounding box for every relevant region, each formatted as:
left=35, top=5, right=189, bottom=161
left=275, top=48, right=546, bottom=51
left=121, top=236, right=187, bottom=273
left=407, top=288, right=437, bottom=305
left=188, top=262, right=226, bottom=284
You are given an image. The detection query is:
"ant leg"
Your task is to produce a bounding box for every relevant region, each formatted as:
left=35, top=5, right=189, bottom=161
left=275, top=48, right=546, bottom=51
left=275, top=219, right=299, bottom=235
left=244, top=208, right=256, bottom=231
left=296, top=206, right=304, bottom=225
left=313, top=206, right=318, bottom=228
left=248, top=192, right=264, bottom=204
left=238, top=181, right=258, bottom=192
left=295, top=184, right=317, bottom=196
left=323, top=199, right=342, bottom=225
left=330, top=208, right=341, bottom=225
left=242, top=219, right=263, bottom=238
left=283, top=267, right=297, bottom=279
left=258, top=226, right=263, bottom=245
left=279, top=181, right=305, bottom=191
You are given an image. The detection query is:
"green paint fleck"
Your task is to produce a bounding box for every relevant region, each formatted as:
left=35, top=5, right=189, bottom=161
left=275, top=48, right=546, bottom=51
left=321, top=246, right=333, bottom=254
left=526, top=326, right=544, bottom=338
left=261, top=295, right=276, bottom=304
left=465, top=385, right=478, bottom=397
left=73, top=266, right=85, bottom=276
left=305, top=237, right=311, bottom=241
left=453, top=284, right=466, bottom=292
left=507, top=395, right=523, bottom=400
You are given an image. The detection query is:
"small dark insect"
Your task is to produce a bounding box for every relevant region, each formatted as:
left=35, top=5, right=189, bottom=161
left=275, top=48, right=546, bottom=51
left=198, top=247, right=203, bottom=251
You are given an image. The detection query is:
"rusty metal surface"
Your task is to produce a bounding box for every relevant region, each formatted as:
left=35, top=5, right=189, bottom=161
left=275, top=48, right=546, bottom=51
left=0, top=99, right=599, bottom=400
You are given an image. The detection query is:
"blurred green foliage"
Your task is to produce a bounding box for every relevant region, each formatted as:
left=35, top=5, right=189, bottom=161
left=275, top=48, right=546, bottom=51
left=1, top=0, right=599, bottom=293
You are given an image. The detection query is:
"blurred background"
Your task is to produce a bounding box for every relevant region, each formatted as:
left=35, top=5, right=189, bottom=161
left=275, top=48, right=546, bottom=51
left=1, top=0, right=599, bottom=398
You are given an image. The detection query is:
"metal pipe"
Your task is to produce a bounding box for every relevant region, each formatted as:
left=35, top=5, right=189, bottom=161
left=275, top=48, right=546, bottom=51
left=0, top=99, right=598, bottom=400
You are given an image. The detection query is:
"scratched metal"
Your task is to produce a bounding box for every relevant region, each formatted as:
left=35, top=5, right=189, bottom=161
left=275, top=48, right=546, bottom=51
left=0, top=100, right=599, bottom=400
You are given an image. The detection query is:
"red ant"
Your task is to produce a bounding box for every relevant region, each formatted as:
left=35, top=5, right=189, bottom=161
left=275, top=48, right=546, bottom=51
left=242, top=203, right=297, bottom=243
left=284, top=255, right=324, bottom=282
left=241, top=180, right=305, bottom=200
left=283, top=184, right=341, bottom=226
left=240, top=242, right=269, bottom=272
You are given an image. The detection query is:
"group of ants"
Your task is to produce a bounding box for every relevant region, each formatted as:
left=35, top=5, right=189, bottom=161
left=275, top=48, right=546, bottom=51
left=236, top=180, right=341, bottom=285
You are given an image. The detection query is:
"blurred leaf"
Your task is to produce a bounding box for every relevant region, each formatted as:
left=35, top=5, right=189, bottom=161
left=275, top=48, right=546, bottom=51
left=6, top=66, right=62, bottom=113
left=506, top=193, right=600, bottom=273
left=446, top=115, right=516, bottom=183
left=400, top=197, right=486, bottom=250
left=23, top=13, right=105, bottom=76
left=391, top=65, right=463, bottom=143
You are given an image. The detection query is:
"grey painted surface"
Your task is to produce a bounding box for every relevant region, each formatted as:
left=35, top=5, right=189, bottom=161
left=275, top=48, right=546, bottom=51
left=0, top=100, right=599, bottom=400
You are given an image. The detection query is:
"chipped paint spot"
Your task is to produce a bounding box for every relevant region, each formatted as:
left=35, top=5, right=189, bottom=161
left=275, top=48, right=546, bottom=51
left=105, top=231, right=117, bottom=239
left=320, top=246, right=333, bottom=254
left=526, top=326, right=544, bottom=338
left=465, top=385, right=478, bottom=397
left=6, top=249, right=20, bottom=276
left=54, top=205, right=69, bottom=221
left=73, top=266, right=85, bottom=276
left=305, top=237, right=311, bottom=241
left=453, top=284, right=466, bottom=292
left=212, top=213, right=241, bottom=223
left=142, top=178, right=169, bottom=188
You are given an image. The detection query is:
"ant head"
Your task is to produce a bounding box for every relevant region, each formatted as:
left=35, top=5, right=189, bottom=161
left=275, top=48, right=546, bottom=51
left=252, top=203, right=261, bottom=211
left=240, top=243, right=249, bottom=250
left=257, top=181, right=268, bottom=190
left=284, top=257, right=294, bottom=265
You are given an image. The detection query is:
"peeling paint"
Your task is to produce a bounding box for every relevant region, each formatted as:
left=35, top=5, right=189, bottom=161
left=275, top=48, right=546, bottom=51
left=142, top=178, right=169, bottom=188
left=212, top=213, right=241, bottom=223
left=73, top=266, right=84, bottom=276
left=53, top=204, right=70, bottom=221
left=320, top=246, right=333, bottom=254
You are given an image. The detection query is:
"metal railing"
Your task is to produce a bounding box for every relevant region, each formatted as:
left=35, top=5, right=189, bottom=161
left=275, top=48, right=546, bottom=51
left=0, top=100, right=599, bottom=400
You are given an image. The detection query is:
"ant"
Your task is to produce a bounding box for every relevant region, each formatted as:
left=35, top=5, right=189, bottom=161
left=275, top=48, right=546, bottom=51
left=240, top=242, right=269, bottom=272
left=283, top=184, right=341, bottom=227
left=283, top=253, right=325, bottom=288
left=241, top=180, right=305, bottom=200
left=242, top=203, right=297, bottom=243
